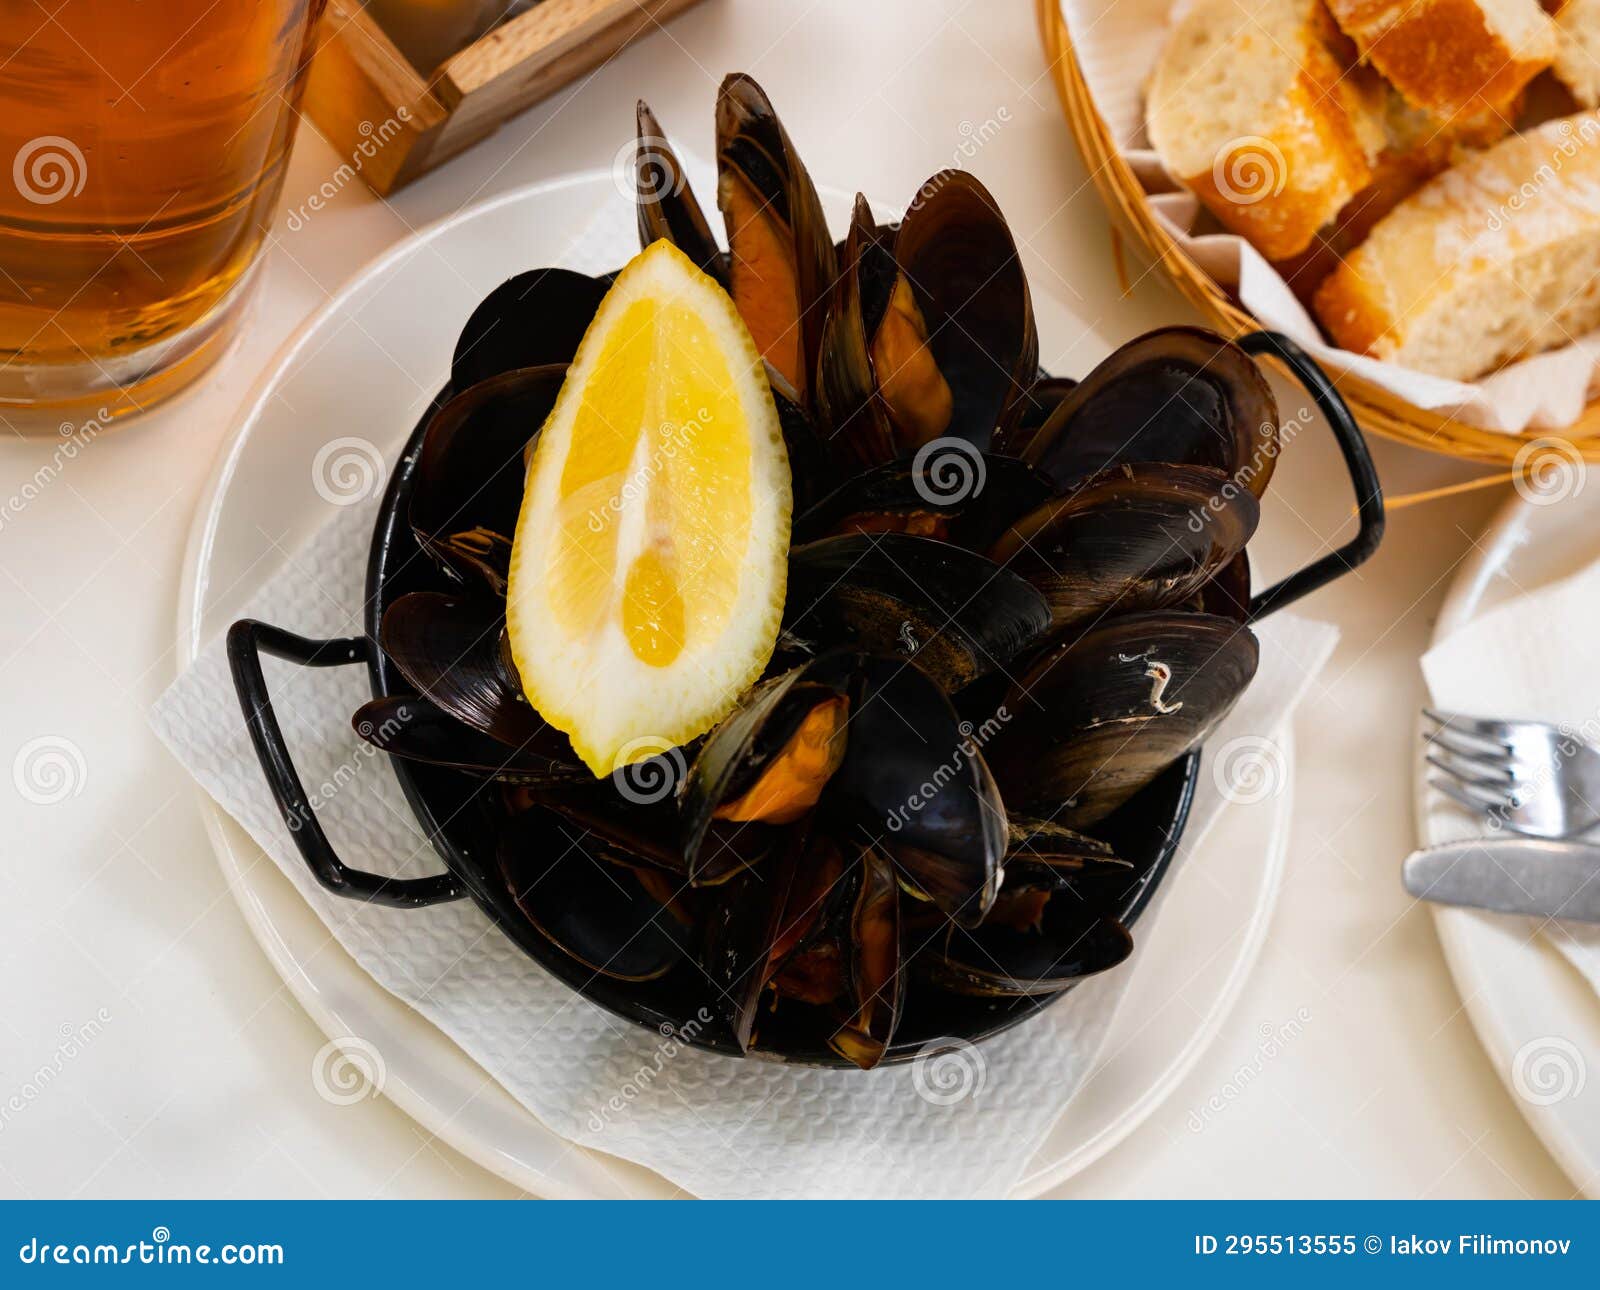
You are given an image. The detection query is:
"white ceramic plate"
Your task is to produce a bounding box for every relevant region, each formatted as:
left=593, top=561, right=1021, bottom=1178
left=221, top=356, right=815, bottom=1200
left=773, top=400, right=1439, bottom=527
left=1417, top=488, right=1600, bottom=1198
left=177, top=172, right=1294, bottom=1198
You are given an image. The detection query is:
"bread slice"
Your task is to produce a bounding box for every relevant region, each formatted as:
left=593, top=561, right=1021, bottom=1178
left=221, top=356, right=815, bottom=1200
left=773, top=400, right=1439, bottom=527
left=1324, top=0, right=1556, bottom=119
left=1314, top=111, right=1600, bottom=378
left=1147, top=0, right=1386, bottom=260
left=1552, top=0, right=1600, bottom=106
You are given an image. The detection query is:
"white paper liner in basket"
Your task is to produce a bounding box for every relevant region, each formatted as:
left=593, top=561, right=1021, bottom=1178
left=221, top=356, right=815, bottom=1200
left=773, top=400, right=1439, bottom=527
left=1063, top=0, right=1600, bottom=434
left=149, top=191, right=1339, bottom=1200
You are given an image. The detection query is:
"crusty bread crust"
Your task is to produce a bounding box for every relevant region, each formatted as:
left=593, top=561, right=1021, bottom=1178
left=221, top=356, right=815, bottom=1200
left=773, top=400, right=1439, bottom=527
left=1315, top=111, right=1600, bottom=377
left=1326, top=0, right=1557, bottom=118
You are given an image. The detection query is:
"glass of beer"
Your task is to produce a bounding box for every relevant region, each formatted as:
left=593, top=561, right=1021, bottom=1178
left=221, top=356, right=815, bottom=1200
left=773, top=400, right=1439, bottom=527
left=0, top=1, right=328, bottom=432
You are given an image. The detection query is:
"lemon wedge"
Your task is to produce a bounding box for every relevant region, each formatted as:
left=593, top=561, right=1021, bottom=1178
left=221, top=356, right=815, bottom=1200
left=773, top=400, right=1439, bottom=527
left=506, top=240, right=792, bottom=777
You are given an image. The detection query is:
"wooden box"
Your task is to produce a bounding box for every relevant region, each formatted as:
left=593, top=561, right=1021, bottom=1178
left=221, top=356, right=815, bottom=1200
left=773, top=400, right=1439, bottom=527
left=302, top=0, right=707, bottom=196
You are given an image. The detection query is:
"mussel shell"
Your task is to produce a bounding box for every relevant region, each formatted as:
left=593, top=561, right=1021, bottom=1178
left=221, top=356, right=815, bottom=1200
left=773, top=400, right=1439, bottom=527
left=892, top=169, right=1038, bottom=446
left=535, top=776, right=691, bottom=877
left=1001, top=375, right=1078, bottom=448
left=828, top=845, right=903, bottom=1069
left=1005, top=816, right=1131, bottom=874
left=787, top=534, right=1050, bottom=692
left=451, top=268, right=609, bottom=391
left=831, top=656, right=1006, bottom=927
left=815, top=194, right=900, bottom=468
left=988, top=462, right=1260, bottom=631
left=933, top=905, right=1134, bottom=997
left=679, top=655, right=852, bottom=885
left=768, top=365, right=835, bottom=514
left=353, top=695, right=582, bottom=785
left=988, top=611, right=1258, bottom=826
left=715, top=73, right=837, bottom=403
left=793, top=449, right=1052, bottom=551
left=498, top=808, right=690, bottom=982
left=635, top=100, right=724, bottom=281
left=1195, top=550, right=1252, bottom=623
left=700, top=837, right=794, bottom=1050
left=380, top=592, right=548, bottom=750
left=410, top=364, right=564, bottom=595
left=1017, top=327, right=1278, bottom=495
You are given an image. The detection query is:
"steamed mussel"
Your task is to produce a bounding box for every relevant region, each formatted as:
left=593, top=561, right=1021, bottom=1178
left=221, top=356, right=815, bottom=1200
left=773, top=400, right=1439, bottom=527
left=352, top=72, right=1347, bottom=1069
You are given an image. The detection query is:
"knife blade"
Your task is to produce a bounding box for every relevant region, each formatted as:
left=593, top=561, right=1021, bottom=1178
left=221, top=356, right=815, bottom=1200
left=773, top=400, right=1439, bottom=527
left=1403, top=839, right=1600, bottom=923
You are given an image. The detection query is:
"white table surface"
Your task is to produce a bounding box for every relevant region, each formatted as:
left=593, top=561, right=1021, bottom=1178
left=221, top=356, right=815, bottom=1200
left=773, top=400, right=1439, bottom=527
left=0, top=0, right=1580, bottom=1200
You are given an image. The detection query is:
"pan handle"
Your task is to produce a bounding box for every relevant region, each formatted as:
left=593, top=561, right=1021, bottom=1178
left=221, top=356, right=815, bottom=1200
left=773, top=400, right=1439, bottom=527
left=226, top=619, right=466, bottom=909
left=1237, top=330, right=1385, bottom=622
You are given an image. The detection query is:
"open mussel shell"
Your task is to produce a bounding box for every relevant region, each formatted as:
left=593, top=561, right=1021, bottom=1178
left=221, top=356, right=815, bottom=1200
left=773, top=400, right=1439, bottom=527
left=498, top=808, right=691, bottom=982
left=635, top=100, right=724, bottom=281
left=933, top=898, right=1134, bottom=997
left=793, top=448, right=1052, bottom=551
left=787, top=534, right=1050, bottom=692
left=988, top=611, right=1259, bottom=826
left=829, top=845, right=903, bottom=1069
left=715, top=72, right=837, bottom=404
left=679, top=655, right=852, bottom=886
left=451, top=267, right=609, bottom=391
left=410, top=364, right=565, bottom=595
left=832, top=656, right=1006, bottom=927
left=380, top=591, right=550, bottom=750
left=1013, top=327, right=1279, bottom=496
left=354, top=695, right=581, bottom=785
left=988, top=462, right=1260, bottom=632
left=1005, top=816, right=1132, bottom=874
left=891, top=169, right=1038, bottom=447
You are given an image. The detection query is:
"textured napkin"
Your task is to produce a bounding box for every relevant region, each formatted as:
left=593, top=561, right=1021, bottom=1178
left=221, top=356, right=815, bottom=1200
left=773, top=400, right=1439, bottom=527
left=150, top=192, right=1339, bottom=1199
left=1421, top=554, right=1600, bottom=989
left=1062, top=0, right=1600, bottom=433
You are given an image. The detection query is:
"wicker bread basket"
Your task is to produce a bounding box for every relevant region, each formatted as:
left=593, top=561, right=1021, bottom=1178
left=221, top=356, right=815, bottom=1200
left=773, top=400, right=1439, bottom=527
left=1036, top=0, right=1600, bottom=465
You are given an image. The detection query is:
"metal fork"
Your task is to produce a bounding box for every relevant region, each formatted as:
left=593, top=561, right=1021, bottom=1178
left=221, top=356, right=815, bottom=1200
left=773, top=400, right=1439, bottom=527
left=1423, top=709, right=1600, bottom=839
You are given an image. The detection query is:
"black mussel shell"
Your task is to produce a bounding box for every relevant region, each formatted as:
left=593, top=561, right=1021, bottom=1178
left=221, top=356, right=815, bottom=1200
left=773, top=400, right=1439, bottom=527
left=380, top=592, right=546, bottom=749
left=410, top=364, right=564, bottom=595
left=715, top=72, right=837, bottom=406
left=534, top=776, right=693, bottom=877
left=988, top=611, right=1259, bottom=826
left=768, top=365, right=836, bottom=513
left=988, top=462, right=1260, bottom=632
left=353, top=695, right=581, bottom=785
left=498, top=808, right=690, bottom=982
left=1006, top=815, right=1132, bottom=874
left=787, top=534, right=1050, bottom=692
left=793, top=449, right=1052, bottom=551
left=934, top=900, right=1134, bottom=997
left=1015, top=327, right=1278, bottom=496
left=679, top=655, right=853, bottom=885
left=829, top=845, right=903, bottom=1069
left=635, top=100, right=724, bottom=281
left=1195, top=550, right=1252, bottom=623
left=891, top=169, right=1038, bottom=447
left=700, top=837, right=795, bottom=1050
left=451, top=267, right=609, bottom=391
left=1001, top=375, right=1078, bottom=447
left=830, top=656, right=1006, bottom=927
left=815, top=195, right=901, bottom=469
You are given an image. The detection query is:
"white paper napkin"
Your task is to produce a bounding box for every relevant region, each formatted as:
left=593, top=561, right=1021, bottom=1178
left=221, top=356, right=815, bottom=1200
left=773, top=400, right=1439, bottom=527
left=1421, top=557, right=1600, bottom=990
left=1062, top=0, right=1600, bottom=433
left=149, top=189, right=1339, bottom=1199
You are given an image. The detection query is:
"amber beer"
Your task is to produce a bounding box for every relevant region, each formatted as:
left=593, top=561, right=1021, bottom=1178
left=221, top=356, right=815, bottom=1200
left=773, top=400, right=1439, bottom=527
left=0, top=0, right=327, bottom=428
